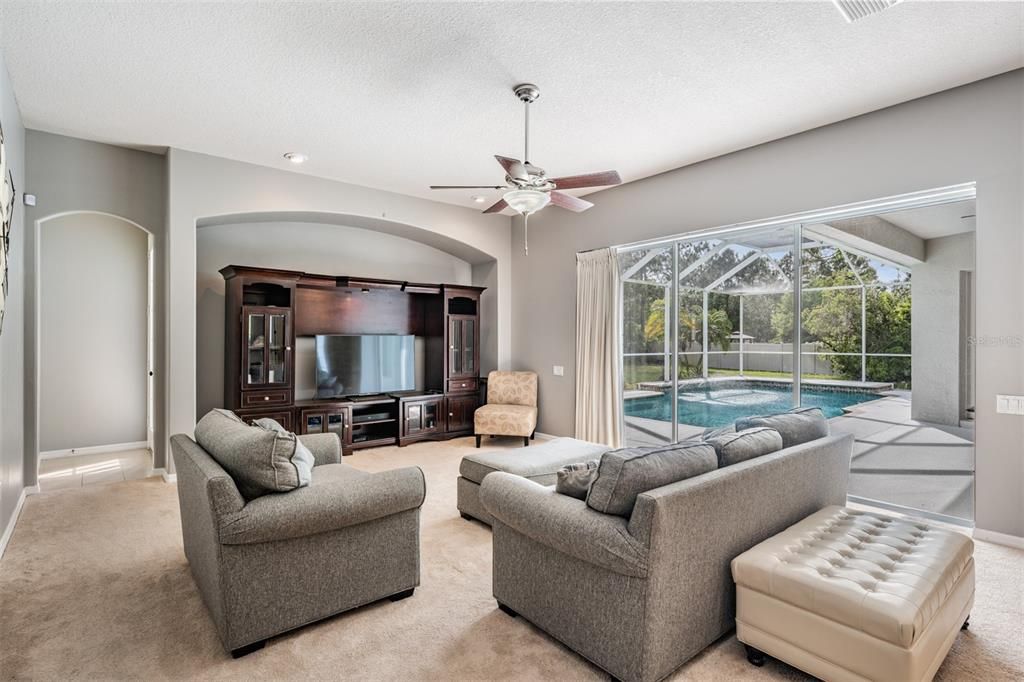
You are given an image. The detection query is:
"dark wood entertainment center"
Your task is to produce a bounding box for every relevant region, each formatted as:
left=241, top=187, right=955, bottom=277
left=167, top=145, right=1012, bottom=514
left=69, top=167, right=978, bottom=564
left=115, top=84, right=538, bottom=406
left=220, top=265, right=484, bottom=455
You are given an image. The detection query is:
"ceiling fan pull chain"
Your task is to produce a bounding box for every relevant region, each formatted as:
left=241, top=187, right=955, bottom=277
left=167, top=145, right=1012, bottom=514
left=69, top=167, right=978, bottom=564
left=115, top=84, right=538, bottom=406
left=524, top=213, right=529, bottom=255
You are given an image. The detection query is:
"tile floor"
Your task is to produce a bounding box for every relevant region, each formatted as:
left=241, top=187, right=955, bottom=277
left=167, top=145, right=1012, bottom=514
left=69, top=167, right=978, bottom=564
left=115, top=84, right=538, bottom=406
left=37, top=449, right=154, bottom=492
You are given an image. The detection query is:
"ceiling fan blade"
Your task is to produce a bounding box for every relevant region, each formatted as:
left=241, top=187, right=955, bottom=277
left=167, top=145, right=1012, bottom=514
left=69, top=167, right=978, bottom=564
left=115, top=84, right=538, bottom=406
left=495, top=155, right=530, bottom=181
left=483, top=198, right=508, bottom=214
left=549, top=191, right=594, bottom=213
left=550, top=170, right=622, bottom=190
left=430, top=185, right=507, bottom=189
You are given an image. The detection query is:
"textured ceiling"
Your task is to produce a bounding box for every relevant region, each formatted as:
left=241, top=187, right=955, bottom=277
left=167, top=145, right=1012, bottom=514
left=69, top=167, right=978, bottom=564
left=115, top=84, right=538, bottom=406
left=1, top=1, right=1021, bottom=211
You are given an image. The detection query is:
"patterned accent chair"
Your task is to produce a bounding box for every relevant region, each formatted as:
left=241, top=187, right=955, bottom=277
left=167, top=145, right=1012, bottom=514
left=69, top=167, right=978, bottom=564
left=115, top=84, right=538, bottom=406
left=474, top=371, right=539, bottom=447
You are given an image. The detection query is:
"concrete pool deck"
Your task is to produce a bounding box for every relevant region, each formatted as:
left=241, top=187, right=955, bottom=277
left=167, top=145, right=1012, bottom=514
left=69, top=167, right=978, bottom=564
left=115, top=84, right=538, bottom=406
left=624, top=390, right=975, bottom=522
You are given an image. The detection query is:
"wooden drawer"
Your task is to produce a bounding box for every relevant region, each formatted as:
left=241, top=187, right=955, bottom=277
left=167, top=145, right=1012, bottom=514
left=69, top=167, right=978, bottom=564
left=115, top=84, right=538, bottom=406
left=237, top=409, right=294, bottom=431
left=446, top=378, right=478, bottom=394
left=241, top=389, right=291, bottom=407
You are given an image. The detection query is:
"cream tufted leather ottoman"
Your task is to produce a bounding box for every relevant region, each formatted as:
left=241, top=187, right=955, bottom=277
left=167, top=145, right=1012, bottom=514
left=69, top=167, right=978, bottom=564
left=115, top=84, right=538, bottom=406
left=731, top=506, right=974, bottom=682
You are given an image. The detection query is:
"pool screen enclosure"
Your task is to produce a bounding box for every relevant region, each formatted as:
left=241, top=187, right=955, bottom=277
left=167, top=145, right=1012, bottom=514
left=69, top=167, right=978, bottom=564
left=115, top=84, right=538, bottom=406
left=618, top=220, right=913, bottom=443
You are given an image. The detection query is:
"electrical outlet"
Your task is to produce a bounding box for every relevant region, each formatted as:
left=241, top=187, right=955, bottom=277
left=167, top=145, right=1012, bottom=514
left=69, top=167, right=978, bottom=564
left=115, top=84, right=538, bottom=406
left=996, top=394, right=1024, bottom=415
left=553, top=365, right=564, bottom=377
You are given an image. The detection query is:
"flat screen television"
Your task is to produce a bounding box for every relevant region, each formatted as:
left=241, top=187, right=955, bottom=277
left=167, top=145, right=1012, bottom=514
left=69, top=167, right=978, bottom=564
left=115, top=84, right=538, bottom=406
left=315, top=334, right=416, bottom=398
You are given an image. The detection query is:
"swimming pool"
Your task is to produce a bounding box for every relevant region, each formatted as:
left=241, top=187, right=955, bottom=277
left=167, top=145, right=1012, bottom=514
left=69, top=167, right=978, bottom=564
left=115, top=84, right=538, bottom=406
left=625, top=381, right=882, bottom=428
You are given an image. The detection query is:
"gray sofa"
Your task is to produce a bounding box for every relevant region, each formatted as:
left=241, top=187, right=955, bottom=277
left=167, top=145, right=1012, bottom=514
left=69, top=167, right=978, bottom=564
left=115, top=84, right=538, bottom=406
left=480, top=432, right=854, bottom=682
left=171, top=431, right=426, bottom=656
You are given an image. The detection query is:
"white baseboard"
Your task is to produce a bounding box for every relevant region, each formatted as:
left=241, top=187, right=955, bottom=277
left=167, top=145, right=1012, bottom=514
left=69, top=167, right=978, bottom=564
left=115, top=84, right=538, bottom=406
left=40, top=441, right=150, bottom=460
left=144, top=467, right=176, bottom=484
left=0, top=485, right=39, bottom=560
left=972, top=528, right=1024, bottom=550
left=533, top=432, right=560, bottom=440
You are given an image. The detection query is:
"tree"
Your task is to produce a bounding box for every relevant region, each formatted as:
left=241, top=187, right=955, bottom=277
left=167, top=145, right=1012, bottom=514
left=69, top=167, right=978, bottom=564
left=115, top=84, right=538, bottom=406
left=644, top=298, right=732, bottom=377
left=623, top=242, right=911, bottom=387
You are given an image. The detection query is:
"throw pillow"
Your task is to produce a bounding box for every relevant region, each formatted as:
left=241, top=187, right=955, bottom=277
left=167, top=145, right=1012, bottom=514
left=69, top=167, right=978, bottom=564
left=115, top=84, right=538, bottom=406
left=194, top=409, right=312, bottom=499
left=704, top=426, right=783, bottom=467
left=555, top=460, right=599, bottom=500
left=253, top=418, right=314, bottom=488
left=734, top=406, right=829, bottom=448
left=586, top=442, right=717, bottom=517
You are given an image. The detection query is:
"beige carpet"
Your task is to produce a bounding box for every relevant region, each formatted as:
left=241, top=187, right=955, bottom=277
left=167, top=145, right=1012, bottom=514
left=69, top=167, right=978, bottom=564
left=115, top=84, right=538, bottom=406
left=1, top=436, right=1022, bottom=680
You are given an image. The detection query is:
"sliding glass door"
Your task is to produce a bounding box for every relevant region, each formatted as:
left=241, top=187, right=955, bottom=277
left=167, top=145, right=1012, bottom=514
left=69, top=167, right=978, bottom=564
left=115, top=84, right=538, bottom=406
left=621, top=225, right=800, bottom=442
left=618, top=189, right=976, bottom=524
left=621, top=246, right=674, bottom=445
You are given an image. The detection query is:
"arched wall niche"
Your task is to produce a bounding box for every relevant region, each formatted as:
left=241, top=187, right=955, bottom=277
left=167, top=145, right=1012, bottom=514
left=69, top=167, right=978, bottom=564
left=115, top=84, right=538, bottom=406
left=196, top=212, right=498, bottom=418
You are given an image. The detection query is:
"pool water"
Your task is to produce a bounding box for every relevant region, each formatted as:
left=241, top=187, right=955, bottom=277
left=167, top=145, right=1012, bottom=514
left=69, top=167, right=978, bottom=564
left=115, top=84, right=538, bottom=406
left=625, top=381, right=881, bottom=428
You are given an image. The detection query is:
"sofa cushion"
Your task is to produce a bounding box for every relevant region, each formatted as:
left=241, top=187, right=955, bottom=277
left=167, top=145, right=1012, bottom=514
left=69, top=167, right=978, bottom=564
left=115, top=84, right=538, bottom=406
left=587, top=442, right=717, bottom=517
left=459, top=437, right=609, bottom=485
left=474, top=403, right=538, bottom=437
left=194, top=409, right=312, bottom=500
left=219, top=463, right=426, bottom=545
left=702, top=424, right=736, bottom=440
left=705, top=426, right=784, bottom=467
left=555, top=460, right=599, bottom=500
left=735, top=406, right=829, bottom=448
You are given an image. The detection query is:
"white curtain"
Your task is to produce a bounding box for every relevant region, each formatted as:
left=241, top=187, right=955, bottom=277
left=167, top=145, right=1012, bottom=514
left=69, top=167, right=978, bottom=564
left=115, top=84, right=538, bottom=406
left=575, top=248, right=623, bottom=448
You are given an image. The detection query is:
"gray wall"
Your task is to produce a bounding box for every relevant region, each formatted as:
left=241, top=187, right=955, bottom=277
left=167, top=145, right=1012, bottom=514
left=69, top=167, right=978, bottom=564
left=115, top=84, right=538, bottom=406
left=911, top=232, right=975, bottom=426
left=24, top=131, right=166, bottom=476
left=195, top=220, right=475, bottom=417
left=512, top=69, right=1024, bottom=538
left=0, top=50, right=26, bottom=537
left=39, top=213, right=148, bottom=451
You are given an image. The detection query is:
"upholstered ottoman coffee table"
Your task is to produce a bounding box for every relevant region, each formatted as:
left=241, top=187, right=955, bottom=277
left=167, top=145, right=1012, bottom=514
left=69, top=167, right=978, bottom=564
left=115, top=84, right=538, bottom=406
left=731, top=506, right=974, bottom=682
left=457, top=437, right=609, bottom=524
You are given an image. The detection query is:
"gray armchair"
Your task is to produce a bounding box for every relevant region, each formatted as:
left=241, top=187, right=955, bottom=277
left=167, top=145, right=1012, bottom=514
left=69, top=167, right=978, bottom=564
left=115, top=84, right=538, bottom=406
left=171, top=431, right=425, bottom=657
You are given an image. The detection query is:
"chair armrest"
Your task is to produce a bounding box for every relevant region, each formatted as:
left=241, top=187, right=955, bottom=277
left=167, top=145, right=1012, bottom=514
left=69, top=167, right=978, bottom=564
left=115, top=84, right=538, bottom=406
left=480, top=472, right=649, bottom=577
left=219, top=466, right=426, bottom=545
left=298, top=433, right=342, bottom=466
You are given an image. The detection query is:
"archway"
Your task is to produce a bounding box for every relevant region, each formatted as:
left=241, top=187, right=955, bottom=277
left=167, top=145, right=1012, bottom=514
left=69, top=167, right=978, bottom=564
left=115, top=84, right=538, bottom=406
left=34, top=211, right=155, bottom=487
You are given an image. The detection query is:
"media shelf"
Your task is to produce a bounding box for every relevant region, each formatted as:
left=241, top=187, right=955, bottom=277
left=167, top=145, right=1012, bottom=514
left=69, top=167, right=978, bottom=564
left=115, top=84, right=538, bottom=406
left=221, top=265, right=485, bottom=454
left=349, top=399, right=399, bottom=447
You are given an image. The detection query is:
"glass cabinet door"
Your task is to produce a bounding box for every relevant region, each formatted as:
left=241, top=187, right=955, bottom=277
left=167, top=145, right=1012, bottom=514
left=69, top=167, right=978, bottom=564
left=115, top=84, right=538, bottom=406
left=246, top=312, right=266, bottom=385
left=268, top=313, right=287, bottom=384
left=463, top=319, right=475, bottom=374
left=406, top=403, right=423, bottom=433
left=449, top=318, right=464, bottom=374
left=423, top=401, right=439, bottom=430
left=327, top=412, right=347, bottom=439
left=244, top=307, right=289, bottom=387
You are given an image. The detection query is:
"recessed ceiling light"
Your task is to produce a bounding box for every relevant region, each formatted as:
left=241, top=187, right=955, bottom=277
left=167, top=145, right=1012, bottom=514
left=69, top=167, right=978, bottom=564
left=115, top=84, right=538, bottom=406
left=283, top=152, right=308, bottom=164
left=471, top=195, right=486, bottom=203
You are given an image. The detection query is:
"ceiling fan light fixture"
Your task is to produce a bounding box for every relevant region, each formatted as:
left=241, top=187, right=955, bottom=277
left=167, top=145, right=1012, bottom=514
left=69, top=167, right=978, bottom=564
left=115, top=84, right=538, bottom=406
left=502, top=189, right=550, bottom=215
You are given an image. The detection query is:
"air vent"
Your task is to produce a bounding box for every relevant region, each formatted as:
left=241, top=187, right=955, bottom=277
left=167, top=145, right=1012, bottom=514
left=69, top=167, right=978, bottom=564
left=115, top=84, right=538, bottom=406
left=832, top=0, right=904, bottom=22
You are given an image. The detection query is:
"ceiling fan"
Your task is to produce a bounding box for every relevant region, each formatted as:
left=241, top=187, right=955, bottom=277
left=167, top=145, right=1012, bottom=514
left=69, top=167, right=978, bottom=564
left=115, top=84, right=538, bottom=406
left=430, top=83, right=622, bottom=253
